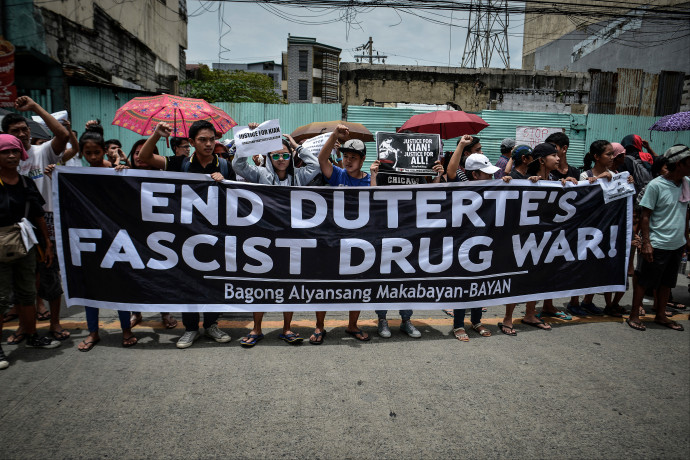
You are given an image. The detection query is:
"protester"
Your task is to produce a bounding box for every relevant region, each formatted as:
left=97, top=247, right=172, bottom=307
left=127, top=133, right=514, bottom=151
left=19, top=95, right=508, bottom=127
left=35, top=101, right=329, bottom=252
left=508, top=145, right=533, bottom=180
left=0, top=134, right=61, bottom=360
left=494, top=138, right=515, bottom=179
left=368, top=155, right=444, bottom=339
left=170, top=136, right=191, bottom=157
left=316, top=125, right=371, bottom=342
left=232, top=130, right=319, bottom=346
left=104, top=138, right=129, bottom=167
left=626, top=145, right=689, bottom=331
left=138, top=120, right=233, bottom=348
left=444, top=136, right=482, bottom=181
left=2, top=96, right=71, bottom=343
left=621, top=134, right=656, bottom=165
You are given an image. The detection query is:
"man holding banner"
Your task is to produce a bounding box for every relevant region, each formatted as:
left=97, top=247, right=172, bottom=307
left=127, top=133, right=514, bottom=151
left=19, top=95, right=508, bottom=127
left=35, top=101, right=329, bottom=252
left=139, top=120, right=233, bottom=348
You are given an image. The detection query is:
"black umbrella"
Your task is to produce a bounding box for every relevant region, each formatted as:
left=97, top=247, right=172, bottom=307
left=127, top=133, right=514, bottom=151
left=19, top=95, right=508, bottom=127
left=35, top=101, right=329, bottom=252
left=0, top=108, right=53, bottom=140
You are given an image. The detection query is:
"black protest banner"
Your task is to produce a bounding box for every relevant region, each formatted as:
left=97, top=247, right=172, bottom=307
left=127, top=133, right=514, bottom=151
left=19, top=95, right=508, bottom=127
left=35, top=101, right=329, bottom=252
left=376, top=132, right=440, bottom=176
left=54, top=168, right=631, bottom=312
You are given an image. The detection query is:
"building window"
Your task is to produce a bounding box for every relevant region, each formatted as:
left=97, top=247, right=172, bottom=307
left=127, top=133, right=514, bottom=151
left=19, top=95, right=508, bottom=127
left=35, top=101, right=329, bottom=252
left=299, top=50, right=308, bottom=72
left=298, top=80, right=308, bottom=100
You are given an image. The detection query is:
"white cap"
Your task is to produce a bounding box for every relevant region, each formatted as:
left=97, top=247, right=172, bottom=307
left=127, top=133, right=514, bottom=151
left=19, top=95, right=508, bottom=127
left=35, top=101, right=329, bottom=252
left=465, top=153, right=499, bottom=175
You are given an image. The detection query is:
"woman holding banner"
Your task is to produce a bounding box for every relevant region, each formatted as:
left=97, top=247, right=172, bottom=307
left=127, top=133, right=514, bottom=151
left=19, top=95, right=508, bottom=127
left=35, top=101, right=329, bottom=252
left=232, top=128, right=320, bottom=346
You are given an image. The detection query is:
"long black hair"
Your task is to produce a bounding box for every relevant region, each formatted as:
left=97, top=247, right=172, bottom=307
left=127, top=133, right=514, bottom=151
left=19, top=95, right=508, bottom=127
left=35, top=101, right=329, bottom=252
left=128, top=139, right=159, bottom=169
left=582, top=140, right=611, bottom=170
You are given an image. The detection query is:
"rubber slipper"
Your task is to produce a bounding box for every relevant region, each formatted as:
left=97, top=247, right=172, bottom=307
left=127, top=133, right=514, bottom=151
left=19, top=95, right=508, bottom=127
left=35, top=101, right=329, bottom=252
left=122, top=335, right=138, bottom=347
left=161, top=314, right=178, bottom=329
left=654, top=320, right=684, bottom=331
left=78, top=338, right=100, bottom=352
left=626, top=318, right=646, bottom=331
left=240, top=333, right=264, bottom=348
left=309, top=330, right=327, bottom=345
left=667, top=302, right=687, bottom=310
left=442, top=310, right=454, bottom=317
left=36, top=311, right=51, bottom=321
left=521, top=319, right=552, bottom=331
left=345, top=329, right=370, bottom=341
left=130, top=313, right=143, bottom=328
left=279, top=332, right=304, bottom=344
left=538, top=310, right=572, bottom=320
left=498, top=322, right=517, bottom=336
left=49, top=328, right=70, bottom=341
left=7, top=332, right=27, bottom=345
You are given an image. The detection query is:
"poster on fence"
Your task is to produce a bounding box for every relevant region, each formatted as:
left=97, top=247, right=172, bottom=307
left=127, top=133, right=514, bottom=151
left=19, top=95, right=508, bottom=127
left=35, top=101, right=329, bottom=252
left=376, top=132, right=440, bottom=176
left=54, top=168, right=631, bottom=312
left=516, top=127, right=565, bottom=148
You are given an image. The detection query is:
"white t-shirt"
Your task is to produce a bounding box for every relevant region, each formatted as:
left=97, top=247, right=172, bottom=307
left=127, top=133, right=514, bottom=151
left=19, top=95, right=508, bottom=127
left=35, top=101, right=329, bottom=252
left=19, top=141, right=62, bottom=213
left=62, top=142, right=85, bottom=167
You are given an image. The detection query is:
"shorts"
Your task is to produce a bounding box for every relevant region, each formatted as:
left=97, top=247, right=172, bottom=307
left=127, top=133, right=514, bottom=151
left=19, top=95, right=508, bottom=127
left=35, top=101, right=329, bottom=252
left=635, top=246, right=683, bottom=290
left=37, top=244, right=63, bottom=301
left=0, top=247, right=38, bottom=310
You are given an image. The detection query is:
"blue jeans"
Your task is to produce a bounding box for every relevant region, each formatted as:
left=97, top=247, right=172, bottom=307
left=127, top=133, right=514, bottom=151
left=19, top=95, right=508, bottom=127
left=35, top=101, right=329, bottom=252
left=376, top=310, right=412, bottom=321
left=85, top=307, right=130, bottom=333
left=453, top=308, right=482, bottom=329
left=182, top=312, right=220, bottom=331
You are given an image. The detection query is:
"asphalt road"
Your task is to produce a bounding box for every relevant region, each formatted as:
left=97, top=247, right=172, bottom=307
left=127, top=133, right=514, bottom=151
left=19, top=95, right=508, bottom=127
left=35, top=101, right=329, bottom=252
left=1, top=278, right=688, bottom=459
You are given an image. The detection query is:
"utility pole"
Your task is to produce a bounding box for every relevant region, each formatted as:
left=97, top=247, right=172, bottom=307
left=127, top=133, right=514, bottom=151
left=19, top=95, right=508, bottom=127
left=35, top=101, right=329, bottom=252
left=461, top=0, right=510, bottom=68
left=354, top=37, right=387, bottom=64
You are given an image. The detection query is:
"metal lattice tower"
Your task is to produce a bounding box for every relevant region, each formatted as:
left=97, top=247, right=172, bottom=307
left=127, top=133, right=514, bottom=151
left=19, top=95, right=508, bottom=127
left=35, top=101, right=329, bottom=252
left=461, top=0, right=510, bottom=68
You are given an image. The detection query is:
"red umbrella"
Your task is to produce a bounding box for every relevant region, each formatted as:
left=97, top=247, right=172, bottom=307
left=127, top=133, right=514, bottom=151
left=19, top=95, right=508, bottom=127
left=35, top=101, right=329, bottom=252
left=398, top=110, right=488, bottom=139
left=112, top=94, right=237, bottom=138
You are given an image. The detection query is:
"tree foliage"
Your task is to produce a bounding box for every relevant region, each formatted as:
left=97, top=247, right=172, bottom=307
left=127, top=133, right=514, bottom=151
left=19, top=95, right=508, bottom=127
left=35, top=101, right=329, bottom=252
left=182, top=65, right=285, bottom=104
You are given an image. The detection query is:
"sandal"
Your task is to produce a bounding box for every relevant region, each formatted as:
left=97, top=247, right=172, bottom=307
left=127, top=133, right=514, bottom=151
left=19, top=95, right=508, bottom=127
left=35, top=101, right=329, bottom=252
left=654, top=319, right=684, bottom=331
left=345, top=329, right=370, bottom=341
left=667, top=302, right=687, bottom=310
left=36, top=310, right=51, bottom=321
left=122, top=334, right=138, bottom=347
left=2, top=312, right=18, bottom=323
left=78, top=337, right=100, bottom=352
left=498, top=322, right=517, bottom=336
left=279, top=332, right=304, bottom=344
left=453, top=327, right=469, bottom=341
left=130, top=313, right=143, bottom=328
left=161, top=313, right=178, bottom=329
left=442, top=309, right=454, bottom=317
left=7, top=332, right=27, bottom=345
left=309, top=330, right=327, bottom=345
left=240, top=333, right=264, bottom=348
left=472, top=323, right=491, bottom=337
left=521, top=318, right=552, bottom=331
left=538, top=310, right=572, bottom=320
left=49, top=328, right=71, bottom=341
left=603, top=304, right=625, bottom=318
left=626, top=318, right=646, bottom=331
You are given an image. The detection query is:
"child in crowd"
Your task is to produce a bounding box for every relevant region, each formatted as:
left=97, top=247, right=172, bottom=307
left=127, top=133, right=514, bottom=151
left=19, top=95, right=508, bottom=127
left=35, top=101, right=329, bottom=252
left=232, top=130, right=319, bottom=346
left=315, top=124, right=371, bottom=343
left=72, top=124, right=137, bottom=351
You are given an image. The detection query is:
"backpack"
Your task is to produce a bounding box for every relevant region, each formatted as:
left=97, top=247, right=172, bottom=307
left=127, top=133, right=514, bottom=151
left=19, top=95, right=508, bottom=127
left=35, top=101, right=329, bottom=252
left=631, top=158, right=653, bottom=193
left=181, top=156, right=230, bottom=178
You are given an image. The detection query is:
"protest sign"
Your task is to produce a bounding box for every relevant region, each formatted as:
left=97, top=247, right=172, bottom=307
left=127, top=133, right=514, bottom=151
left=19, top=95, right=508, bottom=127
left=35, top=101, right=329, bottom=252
left=599, top=172, right=635, bottom=204
left=233, top=119, right=282, bottom=158
left=54, top=168, right=631, bottom=313
left=301, top=132, right=337, bottom=159
left=516, top=127, right=564, bottom=148
left=376, top=132, right=440, bottom=176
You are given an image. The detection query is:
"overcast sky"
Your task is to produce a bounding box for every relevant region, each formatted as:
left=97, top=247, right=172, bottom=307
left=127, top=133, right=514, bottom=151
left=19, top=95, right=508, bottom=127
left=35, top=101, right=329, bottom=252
left=186, top=1, right=525, bottom=68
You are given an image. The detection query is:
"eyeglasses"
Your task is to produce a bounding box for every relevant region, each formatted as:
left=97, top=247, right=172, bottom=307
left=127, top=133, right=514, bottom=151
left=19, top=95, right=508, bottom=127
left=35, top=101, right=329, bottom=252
left=271, top=153, right=291, bottom=161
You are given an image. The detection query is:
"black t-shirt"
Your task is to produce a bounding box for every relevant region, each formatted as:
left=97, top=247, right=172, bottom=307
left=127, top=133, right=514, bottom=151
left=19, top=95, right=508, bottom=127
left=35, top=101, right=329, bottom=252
left=550, top=165, right=580, bottom=180
left=0, top=175, right=45, bottom=227
left=509, top=169, right=528, bottom=180
left=165, top=153, right=236, bottom=180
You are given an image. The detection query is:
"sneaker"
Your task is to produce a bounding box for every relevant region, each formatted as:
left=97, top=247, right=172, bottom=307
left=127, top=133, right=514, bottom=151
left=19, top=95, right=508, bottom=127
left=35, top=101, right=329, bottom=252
left=567, top=303, right=590, bottom=317
left=0, top=347, right=8, bottom=370
left=377, top=319, right=391, bottom=338
left=400, top=320, right=421, bottom=338
left=204, top=324, right=231, bottom=343
left=176, top=330, right=200, bottom=349
left=580, top=302, right=604, bottom=316
left=25, top=334, right=61, bottom=349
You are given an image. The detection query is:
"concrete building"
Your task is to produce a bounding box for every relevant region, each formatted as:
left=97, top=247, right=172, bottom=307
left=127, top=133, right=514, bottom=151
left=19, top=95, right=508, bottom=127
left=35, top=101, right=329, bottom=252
left=283, top=35, right=340, bottom=104
left=339, top=63, right=590, bottom=114
left=1, top=0, right=188, bottom=111
left=212, top=61, right=283, bottom=96
left=521, top=0, right=690, bottom=74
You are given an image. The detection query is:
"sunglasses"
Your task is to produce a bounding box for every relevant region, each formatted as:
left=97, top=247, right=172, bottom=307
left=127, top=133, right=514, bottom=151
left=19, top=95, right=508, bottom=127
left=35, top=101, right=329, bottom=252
left=271, top=153, right=291, bottom=161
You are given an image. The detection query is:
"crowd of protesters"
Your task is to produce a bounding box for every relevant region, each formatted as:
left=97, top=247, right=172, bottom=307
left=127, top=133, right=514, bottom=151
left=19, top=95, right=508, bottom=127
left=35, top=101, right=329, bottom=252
left=0, top=96, right=688, bottom=370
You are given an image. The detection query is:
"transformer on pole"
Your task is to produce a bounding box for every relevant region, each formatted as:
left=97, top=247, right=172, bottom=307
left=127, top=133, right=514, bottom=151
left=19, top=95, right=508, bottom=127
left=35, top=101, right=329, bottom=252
left=461, top=0, right=510, bottom=68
